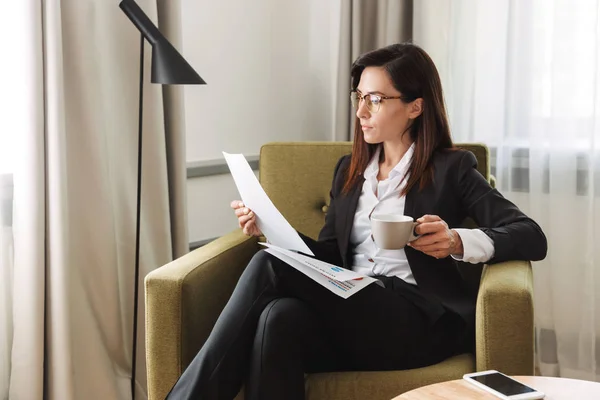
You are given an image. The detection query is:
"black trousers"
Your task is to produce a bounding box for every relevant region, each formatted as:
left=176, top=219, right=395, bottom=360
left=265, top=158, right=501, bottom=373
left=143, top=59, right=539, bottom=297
left=166, top=250, right=467, bottom=400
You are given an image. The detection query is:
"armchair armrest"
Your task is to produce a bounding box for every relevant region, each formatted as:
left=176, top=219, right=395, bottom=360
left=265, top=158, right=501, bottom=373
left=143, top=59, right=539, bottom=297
left=475, top=260, right=534, bottom=375
left=145, top=229, right=259, bottom=400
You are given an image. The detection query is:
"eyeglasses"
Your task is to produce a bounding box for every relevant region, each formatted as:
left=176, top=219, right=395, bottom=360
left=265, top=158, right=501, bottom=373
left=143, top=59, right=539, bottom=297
left=350, top=91, right=403, bottom=113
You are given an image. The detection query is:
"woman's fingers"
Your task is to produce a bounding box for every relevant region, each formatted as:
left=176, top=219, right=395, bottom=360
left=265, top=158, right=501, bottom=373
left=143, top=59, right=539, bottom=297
left=409, top=241, right=449, bottom=258
left=243, top=218, right=262, bottom=236
left=409, top=215, right=453, bottom=259
left=238, top=212, right=255, bottom=226
left=235, top=207, right=252, bottom=217
left=244, top=218, right=256, bottom=235
left=242, top=219, right=251, bottom=235
left=410, top=230, right=443, bottom=247
left=414, top=220, right=446, bottom=236
left=238, top=210, right=262, bottom=237
left=416, top=214, right=442, bottom=223
left=230, top=200, right=244, bottom=209
left=410, top=241, right=450, bottom=253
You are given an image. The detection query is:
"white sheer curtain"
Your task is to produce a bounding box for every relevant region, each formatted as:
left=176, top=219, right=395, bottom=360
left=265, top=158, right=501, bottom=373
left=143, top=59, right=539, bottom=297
left=415, top=0, right=600, bottom=381
left=0, top=176, right=14, bottom=400
left=0, top=187, right=12, bottom=400
left=0, top=2, right=42, bottom=398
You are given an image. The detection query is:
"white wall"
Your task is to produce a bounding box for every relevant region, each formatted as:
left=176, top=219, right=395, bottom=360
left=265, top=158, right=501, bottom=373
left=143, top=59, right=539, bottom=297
left=186, top=171, right=259, bottom=243
left=181, top=0, right=342, bottom=242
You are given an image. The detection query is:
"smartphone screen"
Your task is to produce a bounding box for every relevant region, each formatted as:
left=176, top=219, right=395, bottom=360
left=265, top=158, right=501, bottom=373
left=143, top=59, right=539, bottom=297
left=472, top=372, right=537, bottom=396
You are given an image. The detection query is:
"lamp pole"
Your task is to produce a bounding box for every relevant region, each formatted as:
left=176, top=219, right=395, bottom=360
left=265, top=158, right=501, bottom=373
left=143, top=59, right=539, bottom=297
left=118, top=2, right=205, bottom=398
left=131, top=32, right=145, bottom=399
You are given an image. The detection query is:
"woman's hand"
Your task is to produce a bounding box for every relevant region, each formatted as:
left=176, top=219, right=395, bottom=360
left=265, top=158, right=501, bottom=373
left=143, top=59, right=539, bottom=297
left=408, top=215, right=463, bottom=259
left=231, top=200, right=262, bottom=237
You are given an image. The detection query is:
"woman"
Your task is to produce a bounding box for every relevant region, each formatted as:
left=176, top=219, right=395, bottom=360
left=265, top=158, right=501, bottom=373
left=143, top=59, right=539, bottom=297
left=167, top=43, right=547, bottom=400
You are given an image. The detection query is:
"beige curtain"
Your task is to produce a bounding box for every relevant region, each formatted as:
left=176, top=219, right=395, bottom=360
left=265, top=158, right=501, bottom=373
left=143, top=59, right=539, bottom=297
left=332, top=0, right=413, bottom=141
left=157, top=0, right=189, bottom=260
left=5, top=0, right=187, bottom=399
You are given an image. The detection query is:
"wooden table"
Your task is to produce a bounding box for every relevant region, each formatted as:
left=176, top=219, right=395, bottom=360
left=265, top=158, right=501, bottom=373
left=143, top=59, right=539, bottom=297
left=393, top=376, right=600, bottom=399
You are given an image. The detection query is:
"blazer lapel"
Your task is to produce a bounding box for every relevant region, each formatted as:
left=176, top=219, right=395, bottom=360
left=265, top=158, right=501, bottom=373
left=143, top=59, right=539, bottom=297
left=339, top=179, right=363, bottom=267
left=404, top=188, right=416, bottom=219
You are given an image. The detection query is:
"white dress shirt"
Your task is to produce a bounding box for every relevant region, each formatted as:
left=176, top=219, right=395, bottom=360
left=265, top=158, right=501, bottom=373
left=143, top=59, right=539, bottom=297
left=349, top=144, right=495, bottom=285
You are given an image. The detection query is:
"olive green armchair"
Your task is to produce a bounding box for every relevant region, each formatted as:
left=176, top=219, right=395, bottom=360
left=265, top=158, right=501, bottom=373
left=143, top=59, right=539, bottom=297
left=145, top=142, right=534, bottom=400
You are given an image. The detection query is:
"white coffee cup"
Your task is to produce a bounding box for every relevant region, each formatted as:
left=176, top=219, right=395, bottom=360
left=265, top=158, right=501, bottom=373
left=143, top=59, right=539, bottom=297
left=370, top=214, right=420, bottom=250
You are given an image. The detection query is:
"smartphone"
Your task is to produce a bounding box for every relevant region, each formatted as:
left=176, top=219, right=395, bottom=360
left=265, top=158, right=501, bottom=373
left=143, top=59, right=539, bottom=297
left=463, top=370, right=545, bottom=399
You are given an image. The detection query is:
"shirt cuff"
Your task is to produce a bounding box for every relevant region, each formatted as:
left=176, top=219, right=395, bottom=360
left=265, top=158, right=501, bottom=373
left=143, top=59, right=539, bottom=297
left=451, top=228, right=495, bottom=264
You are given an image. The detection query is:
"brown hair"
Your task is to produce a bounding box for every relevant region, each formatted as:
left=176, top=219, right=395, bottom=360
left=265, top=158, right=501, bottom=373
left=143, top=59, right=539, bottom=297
left=342, top=43, right=454, bottom=195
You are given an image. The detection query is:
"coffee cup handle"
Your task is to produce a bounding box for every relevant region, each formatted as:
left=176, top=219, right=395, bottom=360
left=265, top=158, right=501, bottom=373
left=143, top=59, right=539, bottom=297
left=408, top=222, right=421, bottom=242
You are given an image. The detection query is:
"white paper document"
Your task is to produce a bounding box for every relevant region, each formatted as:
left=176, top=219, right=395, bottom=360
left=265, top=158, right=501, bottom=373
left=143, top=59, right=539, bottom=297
left=223, top=152, right=313, bottom=255
left=224, top=152, right=380, bottom=298
left=261, top=243, right=381, bottom=299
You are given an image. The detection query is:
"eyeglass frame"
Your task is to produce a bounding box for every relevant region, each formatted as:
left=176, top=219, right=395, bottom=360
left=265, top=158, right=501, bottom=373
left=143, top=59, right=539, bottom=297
left=350, top=90, right=404, bottom=113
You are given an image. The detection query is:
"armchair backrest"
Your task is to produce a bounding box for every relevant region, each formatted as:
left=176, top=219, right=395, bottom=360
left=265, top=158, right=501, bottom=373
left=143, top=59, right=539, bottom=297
left=259, top=141, right=490, bottom=239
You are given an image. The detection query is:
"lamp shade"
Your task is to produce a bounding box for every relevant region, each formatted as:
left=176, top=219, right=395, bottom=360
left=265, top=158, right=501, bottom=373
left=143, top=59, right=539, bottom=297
left=151, top=39, right=205, bottom=84
left=119, top=0, right=206, bottom=85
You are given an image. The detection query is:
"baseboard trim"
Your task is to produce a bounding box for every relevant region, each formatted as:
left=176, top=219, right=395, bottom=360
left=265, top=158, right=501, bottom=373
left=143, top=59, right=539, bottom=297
left=187, top=155, right=259, bottom=178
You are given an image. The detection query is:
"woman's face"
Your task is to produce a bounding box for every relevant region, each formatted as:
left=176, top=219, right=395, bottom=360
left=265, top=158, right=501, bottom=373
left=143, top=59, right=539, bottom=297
left=355, top=67, right=422, bottom=145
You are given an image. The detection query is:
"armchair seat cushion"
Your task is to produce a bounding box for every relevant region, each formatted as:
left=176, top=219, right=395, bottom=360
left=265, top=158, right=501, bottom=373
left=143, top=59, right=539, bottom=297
left=305, top=353, right=474, bottom=400
left=233, top=353, right=474, bottom=400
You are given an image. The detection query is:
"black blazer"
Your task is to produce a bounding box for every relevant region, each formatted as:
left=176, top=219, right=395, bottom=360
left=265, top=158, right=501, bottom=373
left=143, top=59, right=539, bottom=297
left=299, top=149, right=547, bottom=326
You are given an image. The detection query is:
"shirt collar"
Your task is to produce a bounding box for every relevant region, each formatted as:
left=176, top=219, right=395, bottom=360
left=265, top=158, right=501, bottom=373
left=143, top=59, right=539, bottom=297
left=363, top=147, right=381, bottom=180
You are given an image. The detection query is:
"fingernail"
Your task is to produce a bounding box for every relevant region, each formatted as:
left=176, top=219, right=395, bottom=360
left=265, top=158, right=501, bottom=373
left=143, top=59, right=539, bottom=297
left=244, top=208, right=249, bottom=214
left=248, top=211, right=254, bottom=217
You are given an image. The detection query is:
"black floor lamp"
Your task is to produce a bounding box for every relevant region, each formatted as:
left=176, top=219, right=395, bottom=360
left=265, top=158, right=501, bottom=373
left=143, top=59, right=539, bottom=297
left=118, top=1, right=205, bottom=398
